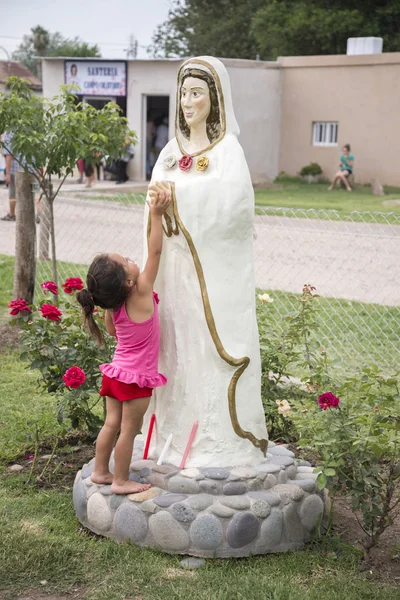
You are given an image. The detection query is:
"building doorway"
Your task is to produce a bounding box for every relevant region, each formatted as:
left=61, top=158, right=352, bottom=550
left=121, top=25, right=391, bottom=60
left=144, top=95, right=170, bottom=180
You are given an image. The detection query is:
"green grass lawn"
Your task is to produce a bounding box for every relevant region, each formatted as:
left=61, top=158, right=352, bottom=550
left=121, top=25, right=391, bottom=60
left=254, top=179, right=400, bottom=224
left=1, top=262, right=399, bottom=598
left=260, top=289, right=400, bottom=377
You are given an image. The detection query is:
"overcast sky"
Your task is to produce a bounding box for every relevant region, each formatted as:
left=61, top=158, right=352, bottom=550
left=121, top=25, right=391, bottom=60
left=0, top=0, right=171, bottom=60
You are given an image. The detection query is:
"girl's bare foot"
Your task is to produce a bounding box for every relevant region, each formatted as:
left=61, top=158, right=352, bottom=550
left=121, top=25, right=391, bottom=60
left=90, top=471, right=114, bottom=485
left=328, top=186, right=333, bottom=191
left=110, top=481, right=151, bottom=495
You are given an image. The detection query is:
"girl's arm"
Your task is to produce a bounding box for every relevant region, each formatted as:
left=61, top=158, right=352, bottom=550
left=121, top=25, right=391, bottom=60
left=137, top=183, right=171, bottom=293
left=105, top=309, right=116, bottom=337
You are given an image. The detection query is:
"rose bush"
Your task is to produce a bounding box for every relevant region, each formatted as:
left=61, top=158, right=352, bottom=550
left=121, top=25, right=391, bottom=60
left=8, top=298, right=31, bottom=315
left=63, top=366, right=86, bottom=389
left=40, top=303, right=62, bottom=321
left=10, top=278, right=115, bottom=433
left=62, top=277, right=84, bottom=294
left=41, top=281, right=58, bottom=295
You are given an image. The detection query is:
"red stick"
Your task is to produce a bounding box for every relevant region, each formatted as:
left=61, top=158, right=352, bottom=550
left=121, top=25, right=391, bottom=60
left=143, top=413, right=156, bottom=459
left=179, top=421, right=198, bottom=469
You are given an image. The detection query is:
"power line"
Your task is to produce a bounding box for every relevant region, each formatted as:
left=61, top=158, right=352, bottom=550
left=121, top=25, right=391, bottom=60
left=0, top=34, right=149, bottom=49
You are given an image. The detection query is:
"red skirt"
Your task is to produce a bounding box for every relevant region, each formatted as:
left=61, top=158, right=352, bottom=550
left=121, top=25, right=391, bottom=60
left=99, top=374, right=153, bottom=402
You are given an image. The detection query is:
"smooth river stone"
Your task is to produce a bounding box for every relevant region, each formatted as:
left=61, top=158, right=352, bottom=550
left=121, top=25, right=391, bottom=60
left=190, top=514, right=223, bottom=550
left=297, top=466, right=315, bottom=473
left=296, top=473, right=318, bottom=481
left=203, top=468, right=230, bottom=480
left=273, top=484, right=304, bottom=502
left=180, top=468, right=201, bottom=478
left=167, top=476, right=200, bottom=494
left=288, top=479, right=316, bottom=493
left=128, top=487, right=162, bottom=502
left=229, top=467, right=258, bottom=480
left=187, top=494, right=214, bottom=511
left=283, top=503, right=304, bottom=543
left=263, top=474, right=278, bottom=490
left=257, top=463, right=281, bottom=474
left=87, top=493, right=112, bottom=533
left=223, top=482, right=247, bottom=495
left=260, top=508, right=283, bottom=549
left=251, top=499, right=271, bottom=519
left=149, top=512, right=189, bottom=552
left=268, top=456, right=295, bottom=467
left=114, top=502, right=148, bottom=542
left=170, top=502, right=196, bottom=523
left=130, top=459, right=157, bottom=471
left=209, top=502, right=235, bottom=518
left=220, top=495, right=250, bottom=510
left=153, top=493, right=188, bottom=508
left=199, top=480, right=222, bottom=495
left=81, top=463, right=94, bottom=479
left=226, top=512, right=260, bottom=548
left=73, top=479, right=87, bottom=521
left=267, top=445, right=295, bottom=458
left=248, top=491, right=280, bottom=506
left=300, top=494, right=324, bottom=531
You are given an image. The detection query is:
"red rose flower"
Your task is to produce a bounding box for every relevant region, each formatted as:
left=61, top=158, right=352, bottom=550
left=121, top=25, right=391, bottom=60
left=40, top=303, right=62, bottom=321
left=8, top=298, right=31, bottom=315
left=178, top=155, right=193, bottom=172
left=41, top=281, right=59, bottom=295
left=62, top=277, right=84, bottom=294
left=62, top=366, right=86, bottom=389
left=318, top=392, right=340, bottom=410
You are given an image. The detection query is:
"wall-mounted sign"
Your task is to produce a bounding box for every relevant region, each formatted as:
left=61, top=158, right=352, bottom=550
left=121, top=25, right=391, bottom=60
left=64, top=61, right=126, bottom=96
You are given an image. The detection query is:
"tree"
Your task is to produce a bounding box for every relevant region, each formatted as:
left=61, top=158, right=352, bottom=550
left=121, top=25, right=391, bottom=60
left=149, top=0, right=400, bottom=61
left=12, top=26, right=101, bottom=78
left=0, top=77, right=136, bottom=289
left=149, top=0, right=265, bottom=60
left=253, top=1, right=400, bottom=59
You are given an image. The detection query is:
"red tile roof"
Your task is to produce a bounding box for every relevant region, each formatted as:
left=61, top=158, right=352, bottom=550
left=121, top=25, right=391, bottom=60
left=0, top=60, right=42, bottom=90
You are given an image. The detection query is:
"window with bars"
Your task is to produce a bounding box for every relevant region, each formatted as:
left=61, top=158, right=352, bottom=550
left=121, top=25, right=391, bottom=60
left=312, top=122, right=338, bottom=146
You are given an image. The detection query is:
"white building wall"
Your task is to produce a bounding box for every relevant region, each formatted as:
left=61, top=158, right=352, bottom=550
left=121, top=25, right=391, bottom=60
left=41, top=58, right=282, bottom=184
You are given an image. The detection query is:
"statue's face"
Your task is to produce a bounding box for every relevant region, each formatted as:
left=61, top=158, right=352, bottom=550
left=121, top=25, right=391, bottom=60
left=181, top=77, right=211, bottom=129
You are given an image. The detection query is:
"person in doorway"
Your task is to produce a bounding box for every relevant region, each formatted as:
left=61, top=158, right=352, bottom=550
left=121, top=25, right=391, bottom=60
left=84, top=159, right=96, bottom=188
left=153, top=116, right=169, bottom=165
left=77, top=158, right=85, bottom=184
left=328, top=144, right=354, bottom=192
left=116, top=136, right=135, bottom=184
left=76, top=186, right=170, bottom=494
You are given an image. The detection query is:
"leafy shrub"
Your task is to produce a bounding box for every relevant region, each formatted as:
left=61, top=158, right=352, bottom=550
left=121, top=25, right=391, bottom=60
left=300, top=163, right=322, bottom=177
left=10, top=279, right=115, bottom=434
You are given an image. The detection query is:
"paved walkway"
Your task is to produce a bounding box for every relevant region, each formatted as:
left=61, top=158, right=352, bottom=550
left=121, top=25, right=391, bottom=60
left=1, top=185, right=399, bottom=306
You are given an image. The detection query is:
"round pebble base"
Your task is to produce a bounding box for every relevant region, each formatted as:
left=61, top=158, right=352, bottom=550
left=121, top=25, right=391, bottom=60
left=73, top=441, right=326, bottom=558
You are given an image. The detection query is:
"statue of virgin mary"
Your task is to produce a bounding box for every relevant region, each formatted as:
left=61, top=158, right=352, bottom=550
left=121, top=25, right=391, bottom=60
left=144, top=56, right=268, bottom=468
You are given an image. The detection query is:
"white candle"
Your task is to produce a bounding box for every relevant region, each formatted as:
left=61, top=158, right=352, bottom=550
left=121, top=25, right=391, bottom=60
left=156, top=433, right=173, bottom=466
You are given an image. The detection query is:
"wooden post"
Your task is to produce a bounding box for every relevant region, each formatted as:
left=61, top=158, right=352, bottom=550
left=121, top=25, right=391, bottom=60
left=38, top=188, right=51, bottom=261
left=13, top=170, right=36, bottom=303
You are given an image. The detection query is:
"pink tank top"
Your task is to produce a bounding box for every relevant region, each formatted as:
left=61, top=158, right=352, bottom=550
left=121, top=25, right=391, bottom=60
left=100, top=292, right=167, bottom=388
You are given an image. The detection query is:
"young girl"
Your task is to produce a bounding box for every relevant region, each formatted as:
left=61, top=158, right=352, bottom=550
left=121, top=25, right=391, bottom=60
left=328, top=143, right=355, bottom=192
left=77, top=183, right=171, bottom=495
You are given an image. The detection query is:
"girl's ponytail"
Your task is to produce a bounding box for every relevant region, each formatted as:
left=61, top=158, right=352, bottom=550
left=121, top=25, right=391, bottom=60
left=76, top=288, right=104, bottom=346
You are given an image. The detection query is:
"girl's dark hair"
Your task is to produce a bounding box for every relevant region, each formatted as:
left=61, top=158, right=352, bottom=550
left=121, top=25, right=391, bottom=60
left=76, top=253, right=130, bottom=346
left=178, top=68, right=221, bottom=144
left=344, top=143, right=351, bottom=152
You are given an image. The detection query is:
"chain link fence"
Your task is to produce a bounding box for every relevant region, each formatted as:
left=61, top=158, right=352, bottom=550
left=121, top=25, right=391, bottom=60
left=2, top=190, right=399, bottom=374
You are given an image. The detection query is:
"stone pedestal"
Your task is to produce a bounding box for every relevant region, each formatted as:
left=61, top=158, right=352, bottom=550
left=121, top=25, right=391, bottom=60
left=73, top=439, right=327, bottom=557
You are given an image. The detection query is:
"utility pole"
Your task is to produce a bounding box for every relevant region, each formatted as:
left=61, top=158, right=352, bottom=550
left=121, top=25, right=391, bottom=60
left=125, top=34, right=138, bottom=59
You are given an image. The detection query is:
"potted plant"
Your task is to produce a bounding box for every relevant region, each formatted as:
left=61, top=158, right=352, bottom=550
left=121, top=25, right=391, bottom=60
left=300, top=163, right=322, bottom=183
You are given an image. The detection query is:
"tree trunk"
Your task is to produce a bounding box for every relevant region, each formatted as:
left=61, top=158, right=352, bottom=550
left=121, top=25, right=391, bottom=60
left=38, top=185, right=51, bottom=260
left=49, top=195, right=58, bottom=286
left=13, top=171, right=36, bottom=303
